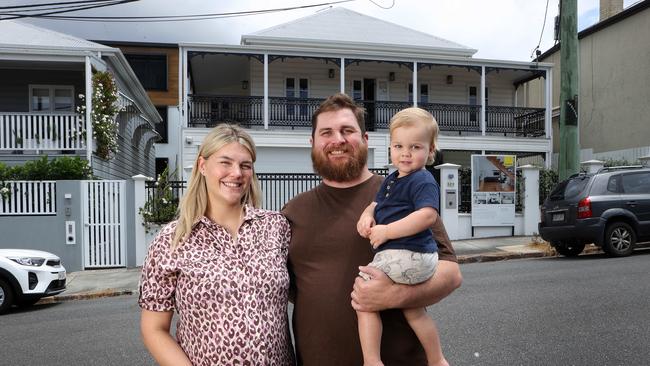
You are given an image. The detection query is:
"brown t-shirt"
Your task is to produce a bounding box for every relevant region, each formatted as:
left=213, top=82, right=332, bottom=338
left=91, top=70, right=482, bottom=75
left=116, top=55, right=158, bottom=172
left=283, top=174, right=456, bottom=366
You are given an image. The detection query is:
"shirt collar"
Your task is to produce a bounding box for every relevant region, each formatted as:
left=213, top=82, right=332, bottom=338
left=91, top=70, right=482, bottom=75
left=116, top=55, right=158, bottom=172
left=196, top=204, right=265, bottom=228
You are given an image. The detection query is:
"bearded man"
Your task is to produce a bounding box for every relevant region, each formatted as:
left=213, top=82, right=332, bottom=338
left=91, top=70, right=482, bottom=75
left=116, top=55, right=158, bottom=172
left=282, top=93, right=462, bottom=366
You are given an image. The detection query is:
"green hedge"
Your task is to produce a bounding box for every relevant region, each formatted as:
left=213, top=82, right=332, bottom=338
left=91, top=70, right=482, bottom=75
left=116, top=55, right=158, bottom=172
left=0, top=156, right=93, bottom=181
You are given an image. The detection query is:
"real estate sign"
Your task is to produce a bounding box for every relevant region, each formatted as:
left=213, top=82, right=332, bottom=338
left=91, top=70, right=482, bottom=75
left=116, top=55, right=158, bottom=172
left=471, top=154, right=516, bottom=226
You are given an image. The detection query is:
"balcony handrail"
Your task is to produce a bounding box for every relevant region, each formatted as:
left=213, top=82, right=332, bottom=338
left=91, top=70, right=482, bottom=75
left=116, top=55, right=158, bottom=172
left=0, top=112, right=85, bottom=151
left=186, top=94, right=547, bottom=137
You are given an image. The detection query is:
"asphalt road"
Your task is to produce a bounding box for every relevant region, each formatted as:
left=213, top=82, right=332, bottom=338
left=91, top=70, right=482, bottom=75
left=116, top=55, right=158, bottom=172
left=434, top=249, right=650, bottom=365
left=1, top=249, right=649, bottom=366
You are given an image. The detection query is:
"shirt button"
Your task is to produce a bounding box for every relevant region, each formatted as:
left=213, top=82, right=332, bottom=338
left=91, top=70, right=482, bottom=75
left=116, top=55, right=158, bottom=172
left=385, top=193, right=390, bottom=197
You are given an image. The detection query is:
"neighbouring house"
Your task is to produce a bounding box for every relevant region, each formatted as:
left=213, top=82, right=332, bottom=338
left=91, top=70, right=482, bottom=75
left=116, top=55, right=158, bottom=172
left=177, top=7, right=554, bottom=178
left=526, top=0, right=650, bottom=165
left=97, top=41, right=180, bottom=179
left=0, top=20, right=161, bottom=179
left=0, top=20, right=161, bottom=271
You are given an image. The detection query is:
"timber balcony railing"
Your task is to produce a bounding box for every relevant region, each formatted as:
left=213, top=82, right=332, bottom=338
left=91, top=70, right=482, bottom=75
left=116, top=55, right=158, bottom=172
left=0, top=113, right=85, bottom=151
left=188, top=95, right=545, bottom=136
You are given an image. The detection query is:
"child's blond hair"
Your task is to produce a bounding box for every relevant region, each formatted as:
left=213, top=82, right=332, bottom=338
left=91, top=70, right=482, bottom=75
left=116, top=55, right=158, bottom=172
left=389, top=107, right=439, bottom=165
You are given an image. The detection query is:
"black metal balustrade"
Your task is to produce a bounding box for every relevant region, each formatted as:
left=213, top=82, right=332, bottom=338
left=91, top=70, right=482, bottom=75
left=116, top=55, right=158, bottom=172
left=421, top=103, right=482, bottom=134
left=268, top=97, right=324, bottom=127
left=187, top=95, right=545, bottom=137
left=486, top=106, right=545, bottom=137
left=188, top=95, right=264, bottom=127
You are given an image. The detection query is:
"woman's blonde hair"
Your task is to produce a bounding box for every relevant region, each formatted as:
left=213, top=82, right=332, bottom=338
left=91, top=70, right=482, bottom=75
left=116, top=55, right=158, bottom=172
left=171, top=124, right=261, bottom=249
left=389, top=107, right=439, bottom=165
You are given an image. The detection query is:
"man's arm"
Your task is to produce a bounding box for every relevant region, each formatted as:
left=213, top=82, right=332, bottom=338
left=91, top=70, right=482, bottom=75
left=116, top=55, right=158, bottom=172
left=351, top=217, right=462, bottom=311
left=351, top=260, right=461, bottom=311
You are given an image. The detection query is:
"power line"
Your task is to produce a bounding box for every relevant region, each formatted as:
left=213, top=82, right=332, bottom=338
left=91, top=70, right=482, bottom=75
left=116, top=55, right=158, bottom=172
left=2, top=0, right=356, bottom=22
left=0, top=0, right=115, bottom=10
left=367, top=0, right=395, bottom=10
left=531, top=0, right=551, bottom=59
left=0, top=0, right=139, bottom=21
left=2, top=1, right=122, bottom=14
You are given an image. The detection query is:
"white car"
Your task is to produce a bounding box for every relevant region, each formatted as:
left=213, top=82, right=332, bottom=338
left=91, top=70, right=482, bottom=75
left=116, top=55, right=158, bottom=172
left=0, top=249, right=66, bottom=314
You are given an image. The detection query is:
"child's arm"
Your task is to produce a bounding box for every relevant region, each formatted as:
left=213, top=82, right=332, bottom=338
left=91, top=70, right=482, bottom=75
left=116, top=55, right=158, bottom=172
left=356, top=202, right=377, bottom=238
left=368, top=206, right=438, bottom=248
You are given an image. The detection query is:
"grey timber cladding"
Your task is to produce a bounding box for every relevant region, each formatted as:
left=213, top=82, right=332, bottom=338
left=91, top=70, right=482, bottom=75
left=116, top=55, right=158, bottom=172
left=92, top=110, right=156, bottom=179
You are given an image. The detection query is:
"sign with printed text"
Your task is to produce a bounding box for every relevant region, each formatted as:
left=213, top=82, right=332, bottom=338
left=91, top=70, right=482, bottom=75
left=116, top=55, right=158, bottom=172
left=471, top=154, right=516, bottom=226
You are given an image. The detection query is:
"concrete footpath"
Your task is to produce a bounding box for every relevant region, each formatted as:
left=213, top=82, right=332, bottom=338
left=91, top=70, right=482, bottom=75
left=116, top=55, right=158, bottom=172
left=41, top=236, right=600, bottom=303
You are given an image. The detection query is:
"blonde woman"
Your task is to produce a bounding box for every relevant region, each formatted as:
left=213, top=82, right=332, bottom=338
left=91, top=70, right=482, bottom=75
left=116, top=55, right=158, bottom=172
left=139, top=124, right=294, bottom=365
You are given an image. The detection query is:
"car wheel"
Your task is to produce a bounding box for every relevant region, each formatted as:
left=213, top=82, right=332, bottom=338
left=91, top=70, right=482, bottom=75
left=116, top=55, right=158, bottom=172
left=0, top=278, right=15, bottom=314
left=603, top=222, right=636, bottom=257
left=551, top=241, right=585, bottom=257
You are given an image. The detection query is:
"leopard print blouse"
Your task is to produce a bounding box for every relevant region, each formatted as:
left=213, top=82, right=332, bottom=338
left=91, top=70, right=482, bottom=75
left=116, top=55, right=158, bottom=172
left=139, top=205, right=295, bottom=365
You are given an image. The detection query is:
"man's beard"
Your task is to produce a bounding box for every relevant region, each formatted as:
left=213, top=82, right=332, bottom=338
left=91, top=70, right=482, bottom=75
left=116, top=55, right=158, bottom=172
left=311, top=143, right=368, bottom=182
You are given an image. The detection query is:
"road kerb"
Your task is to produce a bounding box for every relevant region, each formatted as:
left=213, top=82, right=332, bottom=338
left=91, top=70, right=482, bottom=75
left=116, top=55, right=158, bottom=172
left=37, top=289, right=136, bottom=304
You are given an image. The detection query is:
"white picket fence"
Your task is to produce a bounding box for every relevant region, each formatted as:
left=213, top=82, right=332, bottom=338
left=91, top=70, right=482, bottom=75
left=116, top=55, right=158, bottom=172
left=0, top=113, right=85, bottom=151
left=0, top=181, right=57, bottom=215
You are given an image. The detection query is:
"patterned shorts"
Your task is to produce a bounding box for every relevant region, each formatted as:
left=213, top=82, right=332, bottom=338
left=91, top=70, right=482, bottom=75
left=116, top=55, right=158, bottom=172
left=360, top=250, right=439, bottom=285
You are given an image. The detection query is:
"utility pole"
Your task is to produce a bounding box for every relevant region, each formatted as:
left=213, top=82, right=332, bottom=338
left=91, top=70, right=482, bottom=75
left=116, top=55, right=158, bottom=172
left=558, top=0, right=580, bottom=180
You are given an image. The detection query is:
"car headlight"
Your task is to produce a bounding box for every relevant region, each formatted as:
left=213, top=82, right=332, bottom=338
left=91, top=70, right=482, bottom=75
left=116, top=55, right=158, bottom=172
left=9, top=257, right=46, bottom=267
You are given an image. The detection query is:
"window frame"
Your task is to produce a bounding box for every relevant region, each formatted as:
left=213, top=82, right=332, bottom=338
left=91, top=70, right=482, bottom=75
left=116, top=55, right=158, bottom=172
left=123, top=53, right=168, bottom=91
left=28, top=84, right=75, bottom=113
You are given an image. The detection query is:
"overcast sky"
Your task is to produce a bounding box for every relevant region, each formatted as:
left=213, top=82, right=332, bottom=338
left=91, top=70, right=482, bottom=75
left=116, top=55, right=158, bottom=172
left=12, top=0, right=640, bottom=61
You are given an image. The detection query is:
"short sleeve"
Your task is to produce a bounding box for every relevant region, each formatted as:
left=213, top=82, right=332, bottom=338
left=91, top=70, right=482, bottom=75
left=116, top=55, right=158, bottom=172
left=138, top=222, right=178, bottom=312
left=412, top=172, right=440, bottom=212
left=279, top=215, right=291, bottom=250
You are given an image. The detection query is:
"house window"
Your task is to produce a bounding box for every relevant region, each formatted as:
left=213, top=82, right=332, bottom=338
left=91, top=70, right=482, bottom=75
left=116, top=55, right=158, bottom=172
left=124, top=54, right=167, bottom=91
left=29, top=85, right=74, bottom=112
left=285, top=77, right=309, bottom=116
left=352, top=80, right=362, bottom=100
left=408, top=83, right=428, bottom=103
left=155, top=106, right=168, bottom=144
left=469, top=86, right=488, bottom=122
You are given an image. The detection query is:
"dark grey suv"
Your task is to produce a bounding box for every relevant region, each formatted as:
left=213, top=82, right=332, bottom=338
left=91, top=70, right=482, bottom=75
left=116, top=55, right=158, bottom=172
left=539, top=166, right=650, bottom=257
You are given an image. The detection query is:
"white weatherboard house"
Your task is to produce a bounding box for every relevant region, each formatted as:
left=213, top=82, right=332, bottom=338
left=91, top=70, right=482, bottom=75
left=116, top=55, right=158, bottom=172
left=0, top=20, right=161, bottom=179
left=178, top=7, right=553, bottom=177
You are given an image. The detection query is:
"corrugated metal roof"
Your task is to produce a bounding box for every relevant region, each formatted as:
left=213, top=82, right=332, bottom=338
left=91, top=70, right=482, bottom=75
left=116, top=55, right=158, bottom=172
left=0, top=20, right=112, bottom=52
left=242, top=7, right=476, bottom=57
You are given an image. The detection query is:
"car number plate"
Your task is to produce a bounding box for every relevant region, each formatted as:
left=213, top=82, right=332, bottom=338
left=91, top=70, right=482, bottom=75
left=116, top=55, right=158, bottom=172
left=58, top=272, right=66, bottom=280
left=552, top=213, right=564, bottom=222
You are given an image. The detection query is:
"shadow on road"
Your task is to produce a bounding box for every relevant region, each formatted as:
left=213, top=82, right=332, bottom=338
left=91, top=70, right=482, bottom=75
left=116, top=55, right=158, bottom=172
left=6, top=302, right=61, bottom=315
left=549, top=244, right=650, bottom=261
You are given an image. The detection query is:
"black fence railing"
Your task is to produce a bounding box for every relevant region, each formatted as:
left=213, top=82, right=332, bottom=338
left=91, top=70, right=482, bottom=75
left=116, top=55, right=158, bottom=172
left=486, top=106, right=545, bottom=136
left=144, top=168, right=553, bottom=217
left=188, top=95, right=264, bottom=127
left=268, top=97, right=324, bottom=127
left=187, top=95, right=545, bottom=137
left=422, top=103, right=482, bottom=134
left=144, top=169, right=390, bottom=213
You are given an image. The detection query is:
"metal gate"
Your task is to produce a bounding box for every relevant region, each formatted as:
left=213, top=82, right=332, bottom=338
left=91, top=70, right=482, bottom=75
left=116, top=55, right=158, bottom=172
left=82, top=180, right=126, bottom=268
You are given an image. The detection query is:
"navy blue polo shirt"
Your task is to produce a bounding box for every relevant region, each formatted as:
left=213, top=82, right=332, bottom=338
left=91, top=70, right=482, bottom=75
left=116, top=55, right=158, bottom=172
left=374, top=169, right=439, bottom=253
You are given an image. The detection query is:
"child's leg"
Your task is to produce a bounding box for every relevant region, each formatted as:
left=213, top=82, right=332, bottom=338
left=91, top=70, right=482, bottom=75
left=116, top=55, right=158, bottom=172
left=357, top=310, right=384, bottom=366
left=403, top=307, right=448, bottom=366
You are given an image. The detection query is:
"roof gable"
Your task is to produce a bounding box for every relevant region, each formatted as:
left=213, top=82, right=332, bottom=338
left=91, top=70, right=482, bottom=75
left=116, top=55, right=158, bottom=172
left=242, top=7, right=476, bottom=57
left=0, top=20, right=112, bottom=52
